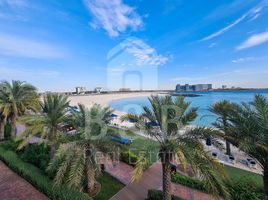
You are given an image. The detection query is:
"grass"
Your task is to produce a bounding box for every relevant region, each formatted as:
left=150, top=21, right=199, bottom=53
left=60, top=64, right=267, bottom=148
left=94, top=173, right=124, bottom=200
left=224, top=165, right=263, bottom=186
left=108, top=127, right=160, bottom=164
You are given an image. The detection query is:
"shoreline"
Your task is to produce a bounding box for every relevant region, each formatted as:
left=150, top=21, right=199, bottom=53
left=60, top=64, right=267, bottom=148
left=68, top=92, right=156, bottom=115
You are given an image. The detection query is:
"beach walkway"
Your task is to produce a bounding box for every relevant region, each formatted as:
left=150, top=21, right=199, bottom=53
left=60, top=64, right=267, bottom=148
left=109, top=161, right=215, bottom=200
left=0, top=161, right=49, bottom=200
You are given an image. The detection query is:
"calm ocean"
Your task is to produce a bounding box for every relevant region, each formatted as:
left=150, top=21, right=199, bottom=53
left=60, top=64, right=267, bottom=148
left=109, top=90, right=268, bottom=126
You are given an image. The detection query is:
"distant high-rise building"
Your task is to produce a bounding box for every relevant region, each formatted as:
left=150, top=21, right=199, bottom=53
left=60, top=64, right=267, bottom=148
left=175, top=84, right=212, bottom=92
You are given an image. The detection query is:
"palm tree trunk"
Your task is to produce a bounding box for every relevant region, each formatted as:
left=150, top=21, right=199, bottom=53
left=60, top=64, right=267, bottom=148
left=0, top=123, right=4, bottom=140
left=161, top=150, right=172, bottom=200
left=84, top=148, right=96, bottom=196
left=226, top=140, right=231, bottom=155
left=264, top=165, right=268, bottom=200
left=11, top=121, right=17, bottom=138
left=50, top=145, right=56, bottom=159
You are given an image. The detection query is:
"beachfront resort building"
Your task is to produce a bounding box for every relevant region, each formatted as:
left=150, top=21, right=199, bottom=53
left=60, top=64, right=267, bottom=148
left=176, top=84, right=212, bottom=92
left=75, top=86, right=86, bottom=95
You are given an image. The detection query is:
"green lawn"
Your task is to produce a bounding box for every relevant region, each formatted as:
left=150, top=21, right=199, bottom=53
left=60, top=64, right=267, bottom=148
left=108, top=127, right=264, bottom=186
left=94, top=173, right=124, bottom=200
left=224, top=165, right=263, bottom=186
left=108, top=127, right=160, bottom=164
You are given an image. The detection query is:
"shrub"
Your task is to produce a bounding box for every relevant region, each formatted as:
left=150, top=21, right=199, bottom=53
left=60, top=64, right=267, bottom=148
left=225, top=178, right=264, bottom=200
left=20, top=144, right=50, bottom=172
left=171, top=173, right=209, bottom=193
left=0, top=147, right=91, bottom=200
left=4, top=124, right=11, bottom=139
left=147, top=190, right=183, bottom=200
left=171, top=173, right=264, bottom=200
left=1, top=140, right=20, bottom=152
left=120, top=151, right=138, bottom=167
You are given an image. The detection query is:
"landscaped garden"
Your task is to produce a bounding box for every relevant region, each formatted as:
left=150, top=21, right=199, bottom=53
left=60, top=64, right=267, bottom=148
left=0, top=80, right=267, bottom=200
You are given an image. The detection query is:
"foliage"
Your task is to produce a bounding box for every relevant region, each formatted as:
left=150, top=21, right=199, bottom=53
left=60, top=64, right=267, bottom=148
left=17, top=93, right=69, bottom=155
left=209, top=100, right=235, bottom=155
left=171, top=172, right=264, bottom=200
left=226, top=94, right=268, bottom=198
left=4, top=123, right=11, bottom=139
left=171, top=173, right=209, bottom=193
left=146, top=190, right=183, bottom=200
left=94, top=172, right=124, bottom=200
left=120, top=151, right=138, bottom=167
left=47, top=104, right=119, bottom=196
left=122, top=95, right=229, bottom=199
left=0, top=80, right=39, bottom=138
left=0, top=139, right=20, bottom=151
left=0, top=147, right=91, bottom=200
left=20, top=144, right=50, bottom=172
left=225, top=178, right=264, bottom=200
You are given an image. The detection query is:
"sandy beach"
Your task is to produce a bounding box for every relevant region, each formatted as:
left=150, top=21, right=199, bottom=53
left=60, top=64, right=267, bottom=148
left=68, top=92, right=156, bottom=114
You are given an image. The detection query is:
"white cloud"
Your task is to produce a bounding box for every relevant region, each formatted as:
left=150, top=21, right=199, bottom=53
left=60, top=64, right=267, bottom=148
left=0, top=33, right=68, bottom=59
left=201, top=0, right=268, bottom=41
left=237, top=31, right=268, bottom=50
left=232, top=57, right=255, bottom=63
left=0, top=66, right=60, bottom=79
left=0, top=0, right=27, bottom=8
left=120, top=38, right=170, bottom=66
left=84, top=0, right=143, bottom=37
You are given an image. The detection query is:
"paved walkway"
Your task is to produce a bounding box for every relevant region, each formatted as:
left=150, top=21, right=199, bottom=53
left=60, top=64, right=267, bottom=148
left=108, top=162, right=216, bottom=200
left=111, top=162, right=162, bottom=200
left=0, top=161, right=49, bottom=200
left=105, top=161, right=134, bottom=185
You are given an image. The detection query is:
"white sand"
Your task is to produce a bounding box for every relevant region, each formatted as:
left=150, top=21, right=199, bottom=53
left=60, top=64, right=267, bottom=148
left=68, top=92, right=156, bottom=114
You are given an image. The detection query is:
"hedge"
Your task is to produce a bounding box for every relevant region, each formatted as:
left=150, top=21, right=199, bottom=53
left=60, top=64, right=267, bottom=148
left=0, top=147, right=91, bottom=200
left=147, top=190, right=183, bottom=200
left=171, top=173, right=209, bottom=193
left=171, top=173, right=264, bottom=200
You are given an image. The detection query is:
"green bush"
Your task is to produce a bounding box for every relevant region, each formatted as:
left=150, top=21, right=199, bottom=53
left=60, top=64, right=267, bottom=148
left=20, top=144, right=50, bottom=172
left=171, top=173, right=209, bottom=193
left=120, top=151, right=138, bottom=166
left=171, top=173, right=264, bottom=200
left=1, top=140, right=20, bottom=152
left=147, top=190, right=183, bottom=200
left=0, top=147, right=91, bottom=200
left=4, top=124, right=11, bottom=139
left=225, top=178, right=264, bottom=200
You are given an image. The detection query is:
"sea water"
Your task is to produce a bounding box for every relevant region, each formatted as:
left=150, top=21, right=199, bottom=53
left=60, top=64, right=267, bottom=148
left=109, top=90, right=268, bottom=126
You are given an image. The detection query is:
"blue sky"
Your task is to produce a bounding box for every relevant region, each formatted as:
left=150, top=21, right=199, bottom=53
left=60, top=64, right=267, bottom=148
left=0, top=0, right=268, bottom=92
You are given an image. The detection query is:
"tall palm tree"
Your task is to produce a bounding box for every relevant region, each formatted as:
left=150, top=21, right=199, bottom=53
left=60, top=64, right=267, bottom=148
left=209, top=100, right=234, bottom=155
left=47, top=104, right=118, bottom=196
left=17, top=93, right=69, bottom=158
left=0, top=80, right=39, bottom=138
left=227, top=95, right=268, bottom=199
left=122, top=96, right=228, bottom=200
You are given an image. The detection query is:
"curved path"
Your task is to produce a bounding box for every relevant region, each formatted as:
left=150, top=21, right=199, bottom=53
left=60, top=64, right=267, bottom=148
left=0, top=161, right=49, bottom=200
left=109, top=162, right=215, bottom=200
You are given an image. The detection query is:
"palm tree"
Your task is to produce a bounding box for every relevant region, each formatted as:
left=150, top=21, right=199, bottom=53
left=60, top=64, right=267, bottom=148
left=17, top=93, right=69, bottom=158
left=0, top=110, right=5, bottom=140
left=47, top=104, right=118, bottom=196
left=209, top=100, right=234, bottom=155
left=0, top=80, right=39, bottom=138
left=227, top=95, right=268, bottom=199
left=122, top=96, right=228, bottom=200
